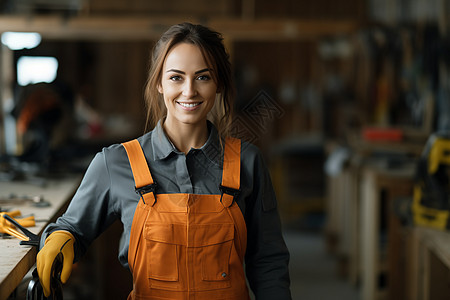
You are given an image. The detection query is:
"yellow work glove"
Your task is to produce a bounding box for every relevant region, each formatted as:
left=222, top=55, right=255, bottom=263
left=37, top=230, right=75, bottom=297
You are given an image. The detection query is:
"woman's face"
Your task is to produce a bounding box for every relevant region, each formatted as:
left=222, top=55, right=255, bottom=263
left=158, top=42, right=217, bottom=128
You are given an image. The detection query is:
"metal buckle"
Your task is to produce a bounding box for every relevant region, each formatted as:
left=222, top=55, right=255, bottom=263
left=135, top=183, right=157, bottom=204
left=219, top=185, right=240, bottom=198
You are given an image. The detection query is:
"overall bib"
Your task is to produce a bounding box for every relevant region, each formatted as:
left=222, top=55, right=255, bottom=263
left=122, top=138, right=251, bottom=300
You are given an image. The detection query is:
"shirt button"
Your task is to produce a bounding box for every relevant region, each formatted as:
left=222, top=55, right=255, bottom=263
left=221, top=272, right=227, bottom=278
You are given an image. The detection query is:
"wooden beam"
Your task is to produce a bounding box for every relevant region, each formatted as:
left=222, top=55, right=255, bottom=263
left=0, top=15, right=191, bottom=40
left=210, top=18, right=359, bottom=40
left=0, top=15, right=359, bottom=41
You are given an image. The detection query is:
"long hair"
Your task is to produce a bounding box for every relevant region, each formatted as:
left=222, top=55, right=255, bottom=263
left=144, top=22, right=235, bottom=140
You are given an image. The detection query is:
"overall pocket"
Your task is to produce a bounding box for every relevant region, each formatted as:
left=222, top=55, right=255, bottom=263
left=144, top=223, right=186, bottom=291
left=191, top=223, right=235, bottom=291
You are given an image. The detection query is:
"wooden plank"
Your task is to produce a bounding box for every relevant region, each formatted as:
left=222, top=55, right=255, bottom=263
left=0, top=45, right=13, bottom=155
left=0, top=244, right=36, bottom=300
left=407, top=228, right=420, bottom=300
left=417, top=227, right=450, bottom=272
left=349, top=162, right=361, bottom=285
left=210, top=18, right=358, bottom=40
left=428, top=249, right=450, bottom=300
left=360, top=168, right=379, bottom=300
left=325, top=174, right=340, bottom=253
left=386, top=181, right=414, bottom=300
left=88, top=0, right=233, bottom=15
left=407, top=226, right=450, bottom=300
left=0, top=15, right=187, bottom=40
left=423, top=246, right=431, bottom=300
left=0, top=15, right=358, bottom=41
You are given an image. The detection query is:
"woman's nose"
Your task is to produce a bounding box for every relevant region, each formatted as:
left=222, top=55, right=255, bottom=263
left=182, top=80, right=197, bottom=98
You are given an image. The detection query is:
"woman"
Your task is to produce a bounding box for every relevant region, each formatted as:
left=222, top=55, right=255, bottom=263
left=37, top=22, right=291, bottom=300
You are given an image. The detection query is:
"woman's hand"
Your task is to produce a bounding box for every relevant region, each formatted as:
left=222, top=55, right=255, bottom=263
left=36, top=230, right=75, bottom=297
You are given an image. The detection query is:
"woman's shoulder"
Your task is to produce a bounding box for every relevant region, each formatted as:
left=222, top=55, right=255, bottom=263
left=239, top=139, right=260, bottom=156
left=100, top=131, right=153, bottom=162
left=236, top=138, right=266, bottom=167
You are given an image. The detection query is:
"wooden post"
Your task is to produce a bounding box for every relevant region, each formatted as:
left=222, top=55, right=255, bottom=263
left=0, top=43, right=15, bottom=155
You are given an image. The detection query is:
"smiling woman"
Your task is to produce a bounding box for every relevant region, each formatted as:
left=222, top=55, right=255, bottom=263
left=36, top=22, right=292, bottom=300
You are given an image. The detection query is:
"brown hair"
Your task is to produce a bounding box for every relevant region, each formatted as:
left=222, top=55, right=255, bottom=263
left=144, top=22, right=235, bottom=139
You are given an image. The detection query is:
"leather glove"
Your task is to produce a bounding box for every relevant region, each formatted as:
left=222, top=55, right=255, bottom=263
left=37, top=230, right=75, bottom=297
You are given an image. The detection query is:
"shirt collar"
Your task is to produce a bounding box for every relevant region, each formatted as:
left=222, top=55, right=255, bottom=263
left=150, top=119, right=223, bottom=166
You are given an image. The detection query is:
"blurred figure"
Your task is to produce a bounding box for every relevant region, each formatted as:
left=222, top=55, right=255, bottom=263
left=13, top=81, right=74, bottom=168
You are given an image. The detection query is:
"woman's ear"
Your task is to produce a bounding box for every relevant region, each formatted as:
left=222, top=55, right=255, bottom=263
left=157, top=84, right=163, bottom=94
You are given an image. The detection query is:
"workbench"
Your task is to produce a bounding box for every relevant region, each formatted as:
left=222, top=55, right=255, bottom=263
left=0, top=177, right=81, bottom=300
left=359, top=162, right=415, bottom=300
left=326, top=148, right=417, bottom=300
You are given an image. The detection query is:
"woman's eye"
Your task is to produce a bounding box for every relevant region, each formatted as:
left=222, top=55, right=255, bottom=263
left=169, top=75, right=182, bottom=81
left=197, top=75, right=210, bottom=81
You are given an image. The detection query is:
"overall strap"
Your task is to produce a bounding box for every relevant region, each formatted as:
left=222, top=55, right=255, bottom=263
left=122, top=139, right=157, bottom=205
left=220, top=137, right=241, bottom=207
left=220, top=138, right=247, bottom=259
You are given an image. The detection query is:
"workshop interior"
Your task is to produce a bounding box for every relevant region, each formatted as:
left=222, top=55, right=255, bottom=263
left=1, top=0, right=450, bottom=299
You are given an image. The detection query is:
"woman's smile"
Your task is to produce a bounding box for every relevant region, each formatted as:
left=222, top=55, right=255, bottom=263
left=176, top=101, right=203, bottom=110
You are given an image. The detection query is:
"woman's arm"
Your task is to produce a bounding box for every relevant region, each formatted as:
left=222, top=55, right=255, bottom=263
left=243, top=146, right=292, bottom=300
left=40, top=150, right=117, bottom=262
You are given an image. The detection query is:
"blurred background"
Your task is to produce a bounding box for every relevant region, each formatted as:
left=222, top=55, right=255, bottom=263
left=1, top=0, right=450, bottom=299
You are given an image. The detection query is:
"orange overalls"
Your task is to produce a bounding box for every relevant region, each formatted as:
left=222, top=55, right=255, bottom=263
left=122, top=137, right=251, bottom=300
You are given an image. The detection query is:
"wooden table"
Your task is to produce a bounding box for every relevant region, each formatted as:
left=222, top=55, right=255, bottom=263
left=0, top=177, right=81, bottom=300
left=360, top=163, right=415, bottom=300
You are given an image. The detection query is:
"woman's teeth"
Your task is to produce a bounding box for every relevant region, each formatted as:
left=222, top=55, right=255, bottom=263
left=179, top=102, right=200, bottom=108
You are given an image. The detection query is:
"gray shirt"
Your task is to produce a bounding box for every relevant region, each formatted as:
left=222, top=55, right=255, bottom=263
left=42, top=120, right=291, bottom=299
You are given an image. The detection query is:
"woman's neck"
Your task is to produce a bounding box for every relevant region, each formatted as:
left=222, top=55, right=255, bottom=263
left=162, top=118, right=209, bottom=154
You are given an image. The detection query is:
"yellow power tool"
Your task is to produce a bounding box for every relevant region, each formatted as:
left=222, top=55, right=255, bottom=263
left=412, top=132, right=450, bottom=230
